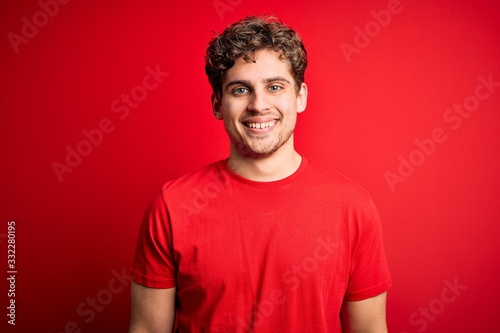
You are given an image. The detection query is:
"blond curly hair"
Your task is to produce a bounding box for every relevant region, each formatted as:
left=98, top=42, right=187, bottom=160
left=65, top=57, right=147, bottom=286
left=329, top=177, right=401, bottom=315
left=205, top=16, right=308, bottom=97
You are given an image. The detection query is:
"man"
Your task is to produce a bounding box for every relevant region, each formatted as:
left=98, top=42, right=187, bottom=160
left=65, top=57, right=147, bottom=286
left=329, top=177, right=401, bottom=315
left=129, top=16, right=391, bottom=332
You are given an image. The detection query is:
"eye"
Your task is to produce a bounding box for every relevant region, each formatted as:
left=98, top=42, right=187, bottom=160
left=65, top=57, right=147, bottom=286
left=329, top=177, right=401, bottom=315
left=269, top=85, right=282, bottom=92
left=233, top=87, right=249, bottom=95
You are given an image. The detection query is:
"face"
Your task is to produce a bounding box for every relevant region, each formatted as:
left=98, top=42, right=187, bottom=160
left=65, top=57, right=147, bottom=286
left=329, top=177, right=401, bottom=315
left=212, top=49, right=307, bottom=159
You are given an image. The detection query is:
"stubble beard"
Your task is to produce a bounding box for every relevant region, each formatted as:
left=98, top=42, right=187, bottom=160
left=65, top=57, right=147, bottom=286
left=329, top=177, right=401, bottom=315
left=229, top=125, right=295, bottom=159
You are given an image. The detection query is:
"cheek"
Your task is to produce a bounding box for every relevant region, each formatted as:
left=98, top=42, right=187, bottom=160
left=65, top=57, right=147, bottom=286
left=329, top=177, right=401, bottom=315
left=276, top=97, right=297, bottom=115
left=222, top=99, right=245, bottom=116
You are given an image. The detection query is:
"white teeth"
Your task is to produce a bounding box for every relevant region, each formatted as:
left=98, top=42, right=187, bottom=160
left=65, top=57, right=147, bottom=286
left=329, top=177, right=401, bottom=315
left=246, top=120, right=276, bottom=129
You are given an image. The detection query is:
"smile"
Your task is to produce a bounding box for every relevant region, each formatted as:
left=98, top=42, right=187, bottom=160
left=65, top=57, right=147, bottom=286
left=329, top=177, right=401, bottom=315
left=244, top=120, right=277, bottom=129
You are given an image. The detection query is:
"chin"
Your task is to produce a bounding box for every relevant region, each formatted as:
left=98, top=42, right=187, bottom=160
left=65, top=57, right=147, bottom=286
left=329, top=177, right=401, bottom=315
left=242, top=150, right=275, bottom=159
left=241, top=140, right=288, bottom=159
left=230, top=131, right=293, bottom=159
left=240, top=146, right=275, bottom=159
left=234, top=141, right=278, bottom=159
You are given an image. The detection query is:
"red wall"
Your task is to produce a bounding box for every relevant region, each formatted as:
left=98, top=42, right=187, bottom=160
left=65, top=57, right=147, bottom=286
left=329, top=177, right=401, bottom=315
left=1, top=0, right=499, bottom=332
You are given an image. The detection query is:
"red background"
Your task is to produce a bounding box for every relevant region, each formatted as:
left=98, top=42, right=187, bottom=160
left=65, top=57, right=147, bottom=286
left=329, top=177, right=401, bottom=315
left=1, top=0, right=499, bottom=332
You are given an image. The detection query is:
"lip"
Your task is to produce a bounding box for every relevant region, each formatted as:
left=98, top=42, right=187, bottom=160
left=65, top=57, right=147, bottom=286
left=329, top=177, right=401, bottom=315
left=241, top=117, right=279, bottom=134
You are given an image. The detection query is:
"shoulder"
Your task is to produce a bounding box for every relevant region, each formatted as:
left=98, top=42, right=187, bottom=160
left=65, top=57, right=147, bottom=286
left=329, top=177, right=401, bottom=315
left=304, top=158, right=373, bottom=206
left=143, top=160, right=228, bottom=216
left=159, top=160, right=228, bottom=199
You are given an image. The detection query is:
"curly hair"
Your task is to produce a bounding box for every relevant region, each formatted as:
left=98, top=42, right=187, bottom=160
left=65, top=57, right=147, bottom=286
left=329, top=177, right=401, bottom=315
left=205, top=16, right=308, bottom=98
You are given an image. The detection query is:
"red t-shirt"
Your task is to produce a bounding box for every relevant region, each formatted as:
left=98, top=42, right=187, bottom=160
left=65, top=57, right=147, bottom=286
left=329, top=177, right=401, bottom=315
left=132, top=157, right=391, bottom=332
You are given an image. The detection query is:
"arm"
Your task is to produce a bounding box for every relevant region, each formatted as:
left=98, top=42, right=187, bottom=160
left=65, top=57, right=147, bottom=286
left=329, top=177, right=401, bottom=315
left=340, top=292, right=388, bottom=333
left=129, top=281, right=176, bottom=333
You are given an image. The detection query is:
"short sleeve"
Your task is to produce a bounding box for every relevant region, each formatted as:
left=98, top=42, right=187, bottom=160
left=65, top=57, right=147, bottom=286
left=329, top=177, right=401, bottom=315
left=131, top=191, right=177, bottom=289
left=344, top=197, right=392, bottom=301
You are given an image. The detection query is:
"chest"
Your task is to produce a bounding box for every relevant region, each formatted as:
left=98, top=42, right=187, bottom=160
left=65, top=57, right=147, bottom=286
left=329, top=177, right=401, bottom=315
left=170, top=192, right=352, bottom=296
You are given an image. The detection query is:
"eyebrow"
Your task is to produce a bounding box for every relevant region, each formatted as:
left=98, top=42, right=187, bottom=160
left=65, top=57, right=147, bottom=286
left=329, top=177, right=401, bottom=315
left=224, top=76, right=292, bottom=90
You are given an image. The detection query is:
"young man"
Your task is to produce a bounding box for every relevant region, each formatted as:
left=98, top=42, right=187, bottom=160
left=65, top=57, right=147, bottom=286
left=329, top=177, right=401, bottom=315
left=129, top=16, right=391, bottom=332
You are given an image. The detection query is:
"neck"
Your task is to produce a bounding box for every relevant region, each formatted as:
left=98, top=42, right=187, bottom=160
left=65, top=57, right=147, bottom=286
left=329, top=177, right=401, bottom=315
left=227, top=138, right=302, bottom=182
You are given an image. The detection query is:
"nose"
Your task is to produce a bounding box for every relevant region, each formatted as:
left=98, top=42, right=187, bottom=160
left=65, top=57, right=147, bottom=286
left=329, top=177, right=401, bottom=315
left=247, top=91, right=271, bottom=113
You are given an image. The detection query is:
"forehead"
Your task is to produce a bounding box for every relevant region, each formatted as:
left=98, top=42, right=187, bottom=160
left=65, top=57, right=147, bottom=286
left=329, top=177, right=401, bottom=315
left=224, top=49, right=293, bottom=84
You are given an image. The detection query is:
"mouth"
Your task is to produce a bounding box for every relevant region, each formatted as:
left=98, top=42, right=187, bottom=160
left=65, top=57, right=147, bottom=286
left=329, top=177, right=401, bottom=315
left=243, top=120, right=278, bottom=129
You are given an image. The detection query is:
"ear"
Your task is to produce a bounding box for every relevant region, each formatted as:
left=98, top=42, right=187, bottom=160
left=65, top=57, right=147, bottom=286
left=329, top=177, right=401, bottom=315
left=296, top=82, right=308, bottom=113
left=211, top=93, right=223, bottom=120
